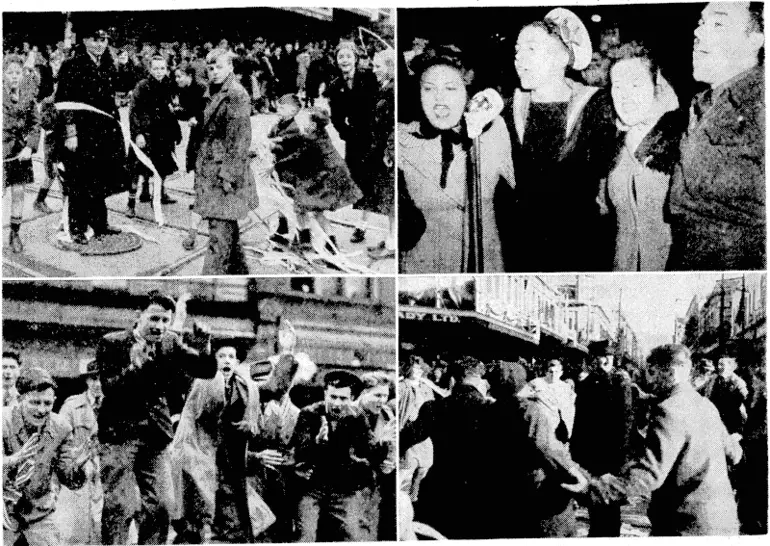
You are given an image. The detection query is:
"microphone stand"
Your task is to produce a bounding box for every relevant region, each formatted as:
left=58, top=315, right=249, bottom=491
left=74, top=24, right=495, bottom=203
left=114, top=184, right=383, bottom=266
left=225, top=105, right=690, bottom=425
left=466, top=137, right=484, bottom=273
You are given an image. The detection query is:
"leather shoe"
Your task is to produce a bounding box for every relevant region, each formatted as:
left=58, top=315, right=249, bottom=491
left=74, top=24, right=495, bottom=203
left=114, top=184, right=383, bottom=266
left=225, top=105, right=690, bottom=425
left=161, top=193, right=177, bottom=205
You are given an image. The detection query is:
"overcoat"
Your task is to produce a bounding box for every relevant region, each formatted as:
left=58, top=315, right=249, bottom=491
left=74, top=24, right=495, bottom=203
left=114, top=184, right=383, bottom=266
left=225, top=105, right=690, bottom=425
left=55, top=47, right=128, bottom=196
left=193, top=73, right=258, bottom=221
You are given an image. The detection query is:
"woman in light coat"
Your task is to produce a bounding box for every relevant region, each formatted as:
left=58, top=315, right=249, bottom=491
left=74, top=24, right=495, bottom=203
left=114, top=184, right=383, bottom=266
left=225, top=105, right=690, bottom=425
left=598, top=42, right=685, bottom=271
left=399, top=44, right=514, bottom=273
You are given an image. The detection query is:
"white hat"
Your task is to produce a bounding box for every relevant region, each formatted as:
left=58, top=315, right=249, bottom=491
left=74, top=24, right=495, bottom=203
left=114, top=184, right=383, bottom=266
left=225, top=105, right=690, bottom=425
left=545, top=8, right=593, bottom=71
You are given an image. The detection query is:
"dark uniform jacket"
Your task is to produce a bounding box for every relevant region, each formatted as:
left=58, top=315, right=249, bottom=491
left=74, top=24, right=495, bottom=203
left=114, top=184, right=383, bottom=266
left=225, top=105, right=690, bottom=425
left=95, top=328, right=216, bottom=448
left=667, top=66, right=765, bottom=270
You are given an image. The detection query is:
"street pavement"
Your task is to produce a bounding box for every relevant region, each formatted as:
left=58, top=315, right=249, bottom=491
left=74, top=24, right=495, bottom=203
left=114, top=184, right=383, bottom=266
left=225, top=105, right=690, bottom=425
left=3, top=111, right=395, bottom=278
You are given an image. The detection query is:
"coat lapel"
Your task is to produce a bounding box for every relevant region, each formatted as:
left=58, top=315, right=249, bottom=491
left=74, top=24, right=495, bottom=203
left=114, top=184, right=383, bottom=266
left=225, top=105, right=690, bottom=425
left=202, top=74, right=234, bottom=129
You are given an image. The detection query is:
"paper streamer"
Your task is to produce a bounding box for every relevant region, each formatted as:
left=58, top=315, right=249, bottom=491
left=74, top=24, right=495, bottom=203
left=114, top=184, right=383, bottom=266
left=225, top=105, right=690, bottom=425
left=54, top=101, right=166, bottom=226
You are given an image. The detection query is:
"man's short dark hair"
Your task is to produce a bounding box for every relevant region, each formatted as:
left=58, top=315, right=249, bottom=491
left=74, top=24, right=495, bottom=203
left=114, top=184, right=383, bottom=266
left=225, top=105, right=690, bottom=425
left=2, top=351, right=21, bottom=366
left=647, top=344, right=691, bottom=371
left=324, top=370, right=362, bottom=396
left=144, top=291, right=176, bottom=313
left=17, top=366, right=57, bottom=396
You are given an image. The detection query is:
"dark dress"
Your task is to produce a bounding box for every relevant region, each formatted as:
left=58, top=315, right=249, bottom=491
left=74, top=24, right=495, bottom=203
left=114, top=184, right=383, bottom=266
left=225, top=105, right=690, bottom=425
left=502, top=87, right=617, bottom=272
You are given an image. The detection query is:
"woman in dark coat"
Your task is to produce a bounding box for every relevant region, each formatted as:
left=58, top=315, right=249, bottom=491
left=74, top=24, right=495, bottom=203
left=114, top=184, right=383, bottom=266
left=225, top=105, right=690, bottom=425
left=502, top=8, right=617, bottom=272
left=326, top=41, right=379, bottom=244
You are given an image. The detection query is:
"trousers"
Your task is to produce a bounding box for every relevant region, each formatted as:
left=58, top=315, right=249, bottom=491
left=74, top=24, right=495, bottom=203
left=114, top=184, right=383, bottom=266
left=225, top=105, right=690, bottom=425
left=202, top=219, right=249, bottom=275
left=296, top=488, right=375, bottom=542
left=100, top=440, right=172, bottom=545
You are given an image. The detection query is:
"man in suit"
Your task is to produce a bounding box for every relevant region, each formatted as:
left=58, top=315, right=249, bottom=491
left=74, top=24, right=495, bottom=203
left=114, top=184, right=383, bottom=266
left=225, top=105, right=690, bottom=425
left=55, top=23, right=127, bottom=245
left=566, top=344, right=743, bottom=536
left=668, top=2, right=765, bottom=270
left=96, top=292, right=215, bottom=545
left=193, top=48, right=258, bottom=275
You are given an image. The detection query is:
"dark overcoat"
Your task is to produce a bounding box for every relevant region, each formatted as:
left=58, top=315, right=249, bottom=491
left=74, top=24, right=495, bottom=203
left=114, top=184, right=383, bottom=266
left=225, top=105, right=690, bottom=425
left=55, top=48, right=129, bottom=196
left=193, top=74, right=258, bottom=221
left=327, top=68, right=379, bottom=186
left=400, top=384, right=499, bottom=539
left=570, top=369, right=634, bottom=475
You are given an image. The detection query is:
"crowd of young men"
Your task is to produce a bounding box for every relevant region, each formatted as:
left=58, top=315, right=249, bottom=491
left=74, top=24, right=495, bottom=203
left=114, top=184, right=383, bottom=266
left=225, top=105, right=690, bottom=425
left=2, top=292, right=396, bottom=545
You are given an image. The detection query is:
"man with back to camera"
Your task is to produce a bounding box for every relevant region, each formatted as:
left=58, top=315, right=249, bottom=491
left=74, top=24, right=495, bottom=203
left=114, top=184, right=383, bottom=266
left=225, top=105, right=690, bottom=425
left=668, top=2, right=765, bottom=270
left=292, top=370, right=383, bottom=542
left=95, top=291, right=215, bottom=544
left=565, top=344, right=743, bottom=536
left=3, top=366, right=92, bottom=546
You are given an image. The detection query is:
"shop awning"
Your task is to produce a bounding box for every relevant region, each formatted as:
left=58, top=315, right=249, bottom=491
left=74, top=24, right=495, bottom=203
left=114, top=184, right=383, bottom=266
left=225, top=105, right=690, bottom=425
left=399, top=305, right=538, bottom=344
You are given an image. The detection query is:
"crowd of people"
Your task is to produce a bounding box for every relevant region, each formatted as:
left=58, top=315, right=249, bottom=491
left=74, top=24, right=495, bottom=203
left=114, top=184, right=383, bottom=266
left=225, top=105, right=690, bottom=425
left=2, top=292, right=397, bottom=544
left=3, top=16, right=395, bottom=273
left=398, top=2, right=765, bottom=273
left=398, top=341, right=767, bottom=538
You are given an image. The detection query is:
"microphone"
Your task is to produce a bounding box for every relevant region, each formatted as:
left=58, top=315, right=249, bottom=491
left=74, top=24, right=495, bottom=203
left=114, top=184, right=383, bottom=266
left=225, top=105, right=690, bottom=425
left=464, top=89, right=504, bottom=139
